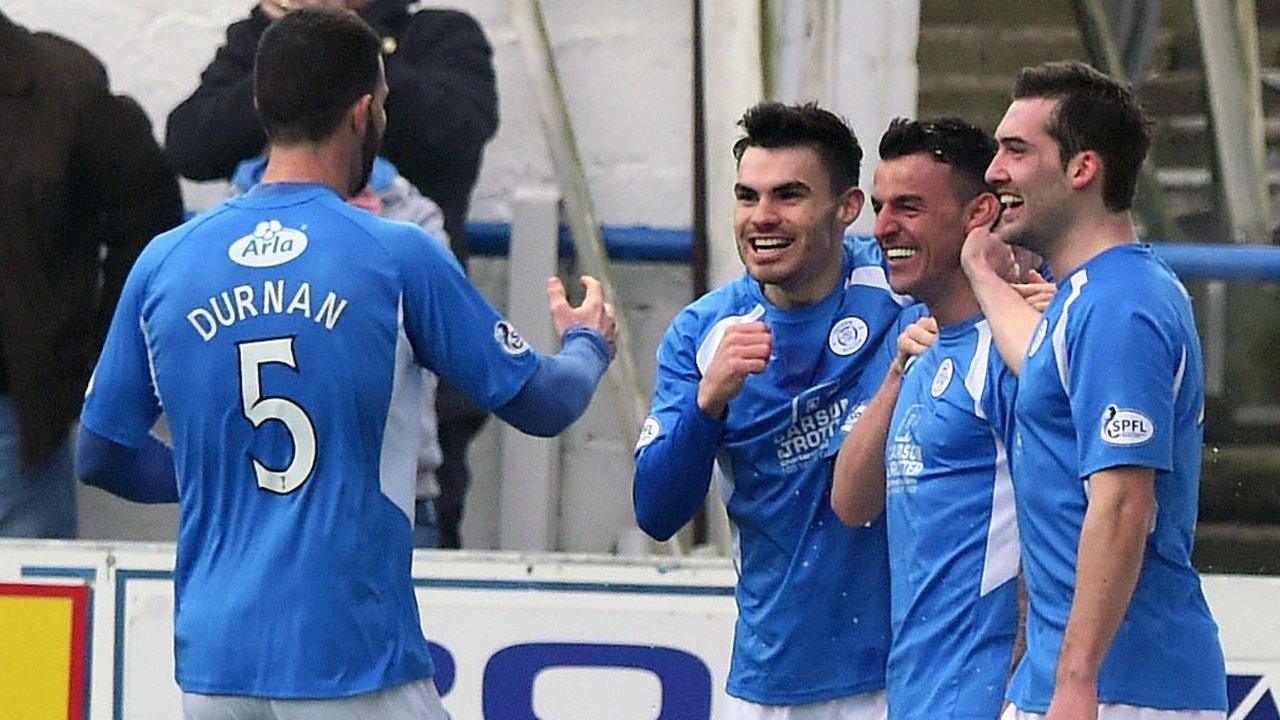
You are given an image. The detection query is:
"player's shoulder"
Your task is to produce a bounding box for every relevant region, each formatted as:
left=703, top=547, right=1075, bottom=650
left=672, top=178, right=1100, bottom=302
left=133, top=204, right=240, bottom=282
left=672, top=277, right=761, bottom=333
left=843, top=233, right=885, bottom=268
left=1072, top=244, right=1190, bottom=316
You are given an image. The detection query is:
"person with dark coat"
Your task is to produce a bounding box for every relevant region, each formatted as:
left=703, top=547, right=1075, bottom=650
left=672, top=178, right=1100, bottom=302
left=0, top=11, right=184, bottom=537
left=164, top=0, right=497, bottom=265
left=165, top=0, right=500, bottom=548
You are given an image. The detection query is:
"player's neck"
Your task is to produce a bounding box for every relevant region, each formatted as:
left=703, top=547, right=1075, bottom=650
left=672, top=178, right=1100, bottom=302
left=1047, top=209, right=1137, bottom=280
left=762, top=262, right=843, bottom=310
left=923, top=273, right=982, bottom=328
left=260, top=143, right=354, bottom=199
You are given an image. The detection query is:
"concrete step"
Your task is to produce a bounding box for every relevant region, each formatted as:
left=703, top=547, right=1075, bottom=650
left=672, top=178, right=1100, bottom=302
left=920, top=69, right=1280, bottom=132
left=1193, top=522, right=1280, bottom=575
left=1151, top=114, right=1280, bottom=168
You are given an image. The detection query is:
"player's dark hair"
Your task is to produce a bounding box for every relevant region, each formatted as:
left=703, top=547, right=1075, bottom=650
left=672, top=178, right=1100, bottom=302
left=732, top=102, right=863, bottom=193
left=878, top=117, right=997, bottom=201
left=1012, top=60, right=1152, bottom=212
left=254, top=8, right=382, bottom=145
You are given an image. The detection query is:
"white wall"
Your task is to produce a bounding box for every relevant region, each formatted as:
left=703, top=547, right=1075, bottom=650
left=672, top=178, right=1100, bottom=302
left=5, top=1, right=916, bottom=553
left=5, top=0, right=696, bottom=552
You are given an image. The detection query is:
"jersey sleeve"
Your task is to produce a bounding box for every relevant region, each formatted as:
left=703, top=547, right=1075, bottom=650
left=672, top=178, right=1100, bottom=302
left=1067, top=294, right=1179, bottom=477
left=632, top=309, right=723, bottom=540
left=392, top=224, right=538, bottom=411
left=80, top=249, right=163, bottom=448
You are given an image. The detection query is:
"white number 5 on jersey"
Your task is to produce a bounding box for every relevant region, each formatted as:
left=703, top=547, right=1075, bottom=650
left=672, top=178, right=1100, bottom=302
left=238, top=337, right=317, bottom=494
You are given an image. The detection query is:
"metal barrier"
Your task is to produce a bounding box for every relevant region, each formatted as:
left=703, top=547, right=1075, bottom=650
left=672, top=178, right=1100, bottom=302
left=467, top=222, right=1280, bottom=280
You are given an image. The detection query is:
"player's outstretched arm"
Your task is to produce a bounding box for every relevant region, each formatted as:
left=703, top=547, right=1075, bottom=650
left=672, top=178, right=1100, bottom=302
left=1047, top=465, right=1154, bottom=720
left=831, top=317, right=934, bottom=526
left=962, top=224, right=1044, bottom=375
left=75, top=426, right=179, bottom=504
left=492, top=276, right=616, bottom=437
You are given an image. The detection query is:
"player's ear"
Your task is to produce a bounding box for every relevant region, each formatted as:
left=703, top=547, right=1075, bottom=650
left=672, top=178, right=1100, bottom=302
left=350, top=94, right=373, bottom=135
left=965, top=192, right=1000, bottom=233
left=837, top=186, right=864, bottom=225
left=1067, top=149, right=1102, bottom=193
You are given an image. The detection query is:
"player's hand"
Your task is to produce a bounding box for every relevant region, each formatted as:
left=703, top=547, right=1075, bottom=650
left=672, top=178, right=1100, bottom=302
left=1044, top=680, right=1098, bottom=720
left=548, top=276, right=617, bottom=359
left=961, top=221, right=1018, bottom=283
left=893, top=316, right=937, bottom=374
left=1013, top=270, right=1056, bottom=313
left=260, top=0, right=346, bottom=20
left=697, top=323, right=772, bottom=419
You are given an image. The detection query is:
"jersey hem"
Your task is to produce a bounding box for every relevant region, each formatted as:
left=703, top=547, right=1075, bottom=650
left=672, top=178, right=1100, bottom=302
left=725, top=679, right=886, bottom=707
left=176, top=668, right=434, bottom=701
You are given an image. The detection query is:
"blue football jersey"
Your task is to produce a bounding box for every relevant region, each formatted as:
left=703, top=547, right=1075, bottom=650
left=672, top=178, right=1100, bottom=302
left=1008, top=244, right=1226, bottom=712
left=639, top=236, right=914, bottom=705
left=81, top=183, right=538, bottom=698
left=884, top=315, right=1019, bottom=720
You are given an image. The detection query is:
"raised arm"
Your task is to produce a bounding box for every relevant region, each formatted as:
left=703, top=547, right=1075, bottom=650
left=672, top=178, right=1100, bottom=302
left=832, top=316, right=936, bottom=526
left=633, top=319, right=771, bottom=540
left=961, top=223, right=1047, bottom=375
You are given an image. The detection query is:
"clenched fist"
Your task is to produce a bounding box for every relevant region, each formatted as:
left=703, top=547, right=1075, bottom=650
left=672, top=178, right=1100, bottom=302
left=697, top=322, right=772, bottom=419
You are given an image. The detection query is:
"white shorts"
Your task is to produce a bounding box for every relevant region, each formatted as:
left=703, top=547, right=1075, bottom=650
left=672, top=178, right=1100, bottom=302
left=722, top=690, right=888, bottom=720
left=1001, top=702, right=1225, bottom=720
left=182, top=678, right=448, bottom=720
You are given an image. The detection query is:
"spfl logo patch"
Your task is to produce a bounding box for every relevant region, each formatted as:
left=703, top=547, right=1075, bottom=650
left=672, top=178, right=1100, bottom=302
left=931, top=358, right=954, bottom=398
left=229, top=220, right=308, bottom=268
left=1100, top=405, right=1154, bottom=446
left=828, top=316, right=869, bottom=356
left=494, top=320, right=530, bottom=356
left=636, top=417, right=661, bottom=451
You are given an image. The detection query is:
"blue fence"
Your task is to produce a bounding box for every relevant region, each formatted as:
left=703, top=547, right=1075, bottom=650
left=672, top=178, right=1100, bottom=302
left=467, top=222, right=1280, bottom=281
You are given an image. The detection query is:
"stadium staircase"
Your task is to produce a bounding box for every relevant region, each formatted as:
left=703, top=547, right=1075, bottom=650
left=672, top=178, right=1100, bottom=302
left=915, top=0, right=1280, bottom=574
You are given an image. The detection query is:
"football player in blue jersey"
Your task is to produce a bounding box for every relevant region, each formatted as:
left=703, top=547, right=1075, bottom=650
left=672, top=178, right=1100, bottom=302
left=962, top=61, right=1227, bottom=720
left=75, top=9, right=615, bottom=720
left=832, top=117, right=1054, bottom=720
left=634, top=102, right=916, bottom=719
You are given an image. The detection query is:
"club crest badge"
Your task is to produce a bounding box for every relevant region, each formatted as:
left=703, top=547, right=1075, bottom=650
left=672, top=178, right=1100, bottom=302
left=931, top=358, right=954, bottom=398
left=828, top=316, right=869, bottom=356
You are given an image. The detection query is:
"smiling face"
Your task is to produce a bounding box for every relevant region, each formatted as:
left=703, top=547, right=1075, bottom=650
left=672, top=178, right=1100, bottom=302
left=733, top=145, right=863, bottom=308
left=872, top=153, right=972, bottom=305
left=986, top=97, right=1074, bottom=256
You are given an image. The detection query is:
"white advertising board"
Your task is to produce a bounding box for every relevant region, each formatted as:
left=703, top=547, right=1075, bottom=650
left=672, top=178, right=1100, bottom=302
left=1, top=540, right=1277, bottom=719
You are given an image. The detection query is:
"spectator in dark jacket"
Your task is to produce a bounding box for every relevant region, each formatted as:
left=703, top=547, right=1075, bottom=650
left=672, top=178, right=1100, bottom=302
left=166, top=0, right=500, bottom=548
left=0, top=11, right=183, bottom=537
left=164, top=0, right=498, bottom=264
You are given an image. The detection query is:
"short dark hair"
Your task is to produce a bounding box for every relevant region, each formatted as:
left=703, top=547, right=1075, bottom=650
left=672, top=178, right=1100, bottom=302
left=732, top=102, right=863, bottom=193
left=1012, top=60, right=1152, bottom=212
left=254, top=8, right=382, bottom=145
left=878, top=117, right=997, bottom=200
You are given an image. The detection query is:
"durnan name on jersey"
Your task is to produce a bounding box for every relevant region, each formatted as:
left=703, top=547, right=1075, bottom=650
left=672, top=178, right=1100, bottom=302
left=186, top=280, right=350, bottom=342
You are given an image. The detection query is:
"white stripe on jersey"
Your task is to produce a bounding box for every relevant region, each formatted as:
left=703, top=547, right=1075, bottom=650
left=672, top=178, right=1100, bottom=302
left=1173, top=345, right=1188, bottom=403
left=1052, top=270, right=1089, bottom=395
left=845, top=266, right=913, bottom=307
left=378, top=298, right=425, bottom=524
left=964, top=320, right=993, bottom=420
left=697, top=304, right=767, bottom=375
left=980, top=433, right=1020, bottom=596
